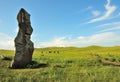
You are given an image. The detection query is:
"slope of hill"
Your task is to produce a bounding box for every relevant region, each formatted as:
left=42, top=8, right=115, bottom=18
left=0, top=46, right=120, bottom=82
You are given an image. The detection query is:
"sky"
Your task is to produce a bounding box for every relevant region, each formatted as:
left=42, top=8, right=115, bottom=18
left=0, top=0, right=120, bottom=50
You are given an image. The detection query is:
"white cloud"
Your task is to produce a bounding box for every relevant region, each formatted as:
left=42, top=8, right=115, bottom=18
left=88, top=32, right=119, bottom=43
left=87, top=0, right=116, bottom=23
left=85, top=6, right=93, bottom=10
left=96, top=21, right=120, bottom=32
left=38, top=37, right=67, bottom=48
left=92, top=10, right=101, bottom=17
left=37, top=32, right=120, bottom=48
left=100, top=26, right=120, bottom=32
left=118, top=12, right=120, bottom=16
left=82, top=6, right=93, bottom=12
left=0, top=33, right=14, bottom=50
left=96, top=21, right=120, bottom=28
left=109, top=12, right=120, bottom=19
left=15, top=27, right=19, bottom=33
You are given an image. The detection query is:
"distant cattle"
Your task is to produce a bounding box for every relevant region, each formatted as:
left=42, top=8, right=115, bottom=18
left=49, top=51, right=52, bottom=53
left=53, top=51, right=56, bottom=53
left=41, top=51, right=43, bottom=53
left=49, top=50, right=59, bottom=54
left=41, top=50, right=60, bottom=54
left=57, top=51, right=59, bottom=54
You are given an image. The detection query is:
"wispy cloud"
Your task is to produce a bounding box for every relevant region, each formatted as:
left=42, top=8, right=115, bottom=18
left=100, top=26, right=120, bottom=32
left=82, top=6, right=93, bottom=12
left=87, top=0, right=116, bottom=23
left=0, top=33, right=14, bottom=50
left=91, top=10, right=101, bottom=17
left=96, top=21, right=120, bottom=28
left=95, top=21, right=120, bottom=32
left=36, top=32, right=120, bottom=48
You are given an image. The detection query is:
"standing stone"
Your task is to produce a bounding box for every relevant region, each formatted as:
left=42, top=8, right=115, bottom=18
left=11, top=8, right=34, bottom=68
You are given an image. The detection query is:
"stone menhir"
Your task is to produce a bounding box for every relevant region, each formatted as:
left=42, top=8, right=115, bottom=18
left=11, top=8, right=34, bottom=68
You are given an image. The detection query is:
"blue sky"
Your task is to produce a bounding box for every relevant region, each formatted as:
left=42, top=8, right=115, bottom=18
left=0, top=0, right=120, bottom=49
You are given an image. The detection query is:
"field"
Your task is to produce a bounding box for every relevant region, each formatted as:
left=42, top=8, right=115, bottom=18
left=0, top=46, right=120, bottom=82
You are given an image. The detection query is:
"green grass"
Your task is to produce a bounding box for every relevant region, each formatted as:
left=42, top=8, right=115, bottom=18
left=0, top=46, right=120, bottom=82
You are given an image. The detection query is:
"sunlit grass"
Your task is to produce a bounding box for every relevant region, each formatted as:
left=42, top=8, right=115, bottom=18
left=0, top=46, right=120, bottom=82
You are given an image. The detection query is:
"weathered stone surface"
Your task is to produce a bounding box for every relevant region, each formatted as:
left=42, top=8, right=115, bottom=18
left=11, top=8, right=34, bottom=68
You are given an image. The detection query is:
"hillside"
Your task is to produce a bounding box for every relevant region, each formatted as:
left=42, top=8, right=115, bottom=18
left=0, top=46, right=120, bottom=82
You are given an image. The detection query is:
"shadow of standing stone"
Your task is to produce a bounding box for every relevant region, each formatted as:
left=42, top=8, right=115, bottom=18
left=10, top=8, right=34, bottom=69
left=0, top=55, right=12, bottom=61
left=26, top=61, right=49, bottom=69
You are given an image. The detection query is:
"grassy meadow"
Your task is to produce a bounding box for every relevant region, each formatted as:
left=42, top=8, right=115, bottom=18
left=0, top=46, right=120, bottom=82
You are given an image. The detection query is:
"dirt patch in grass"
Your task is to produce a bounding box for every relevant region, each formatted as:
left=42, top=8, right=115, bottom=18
left=92, top=54, right=120, bottom=67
